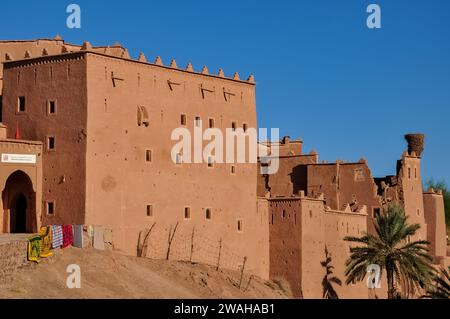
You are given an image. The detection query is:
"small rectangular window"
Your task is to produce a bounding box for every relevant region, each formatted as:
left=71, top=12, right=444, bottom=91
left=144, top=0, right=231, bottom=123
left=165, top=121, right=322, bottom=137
left=237, top=219, right=243, bottom=232
left=47, top=100, right=56, bottom=114
left=408, top=167, right=411, bottom=179
left=205, top=208, right=212, bottom=220
left=146, top=149, right=152, bottom=162
left=47, top=136, right=55, bottom=150
left=184, top=207, right=191, bottom=219
left=18, top=96, right=26, bottom=112
left=243, top=123, right=248, bottom=132
left=231, top=165, right=236, bottom=174
left=195, top=116, right=201, bottom=127
left=208, top=118, right=215, bottom=128
left=180, top=114, right=187, bottom=126
left=47, top=202, right=55, bottom=215
left=146, top=204, right=153, bottom=217
left=231, top=121, right=236, bottom=131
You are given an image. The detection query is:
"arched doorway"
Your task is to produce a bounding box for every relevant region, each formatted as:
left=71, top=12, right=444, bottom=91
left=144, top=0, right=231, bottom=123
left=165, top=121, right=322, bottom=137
left=2, top=170, right=36, bottom=233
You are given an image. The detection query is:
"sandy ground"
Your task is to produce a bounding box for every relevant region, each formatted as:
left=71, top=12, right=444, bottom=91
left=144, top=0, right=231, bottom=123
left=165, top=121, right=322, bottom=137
left=0, top=247, right=291, bottom=299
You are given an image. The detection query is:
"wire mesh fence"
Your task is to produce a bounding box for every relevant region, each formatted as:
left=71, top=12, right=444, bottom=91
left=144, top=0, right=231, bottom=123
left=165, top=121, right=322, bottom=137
left=138, top=223, right=249, bottom=287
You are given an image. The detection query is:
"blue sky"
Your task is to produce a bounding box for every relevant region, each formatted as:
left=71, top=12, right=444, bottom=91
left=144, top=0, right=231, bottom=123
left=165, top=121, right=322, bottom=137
left=1, top=0, right=449, bottom=184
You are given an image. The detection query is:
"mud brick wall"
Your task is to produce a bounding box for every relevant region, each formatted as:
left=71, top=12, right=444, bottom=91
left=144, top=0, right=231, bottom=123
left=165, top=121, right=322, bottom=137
left=0, top=241, right=28, bottom=279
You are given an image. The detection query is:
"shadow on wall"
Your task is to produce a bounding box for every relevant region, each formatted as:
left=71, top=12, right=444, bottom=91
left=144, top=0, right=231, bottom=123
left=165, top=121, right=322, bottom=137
left=321, top=246, right=342, bottom=299
left=291, top=165, right=308, bottom=196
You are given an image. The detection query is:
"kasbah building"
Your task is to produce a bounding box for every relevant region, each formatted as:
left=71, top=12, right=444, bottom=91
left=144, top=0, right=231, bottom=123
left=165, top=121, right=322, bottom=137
left=0, top=37, right=448, bottom=298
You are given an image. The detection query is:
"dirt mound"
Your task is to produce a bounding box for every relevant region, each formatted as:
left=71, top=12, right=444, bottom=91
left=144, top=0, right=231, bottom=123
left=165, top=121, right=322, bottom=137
left=0, top=247, right=291, bottom=299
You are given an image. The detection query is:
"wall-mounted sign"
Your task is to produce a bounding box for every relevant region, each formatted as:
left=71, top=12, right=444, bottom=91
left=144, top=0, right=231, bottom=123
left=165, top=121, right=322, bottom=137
left=1, top=153, right=37, bottom=164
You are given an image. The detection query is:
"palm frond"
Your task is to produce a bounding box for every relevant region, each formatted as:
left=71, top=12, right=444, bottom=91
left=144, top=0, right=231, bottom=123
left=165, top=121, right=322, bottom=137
left=422, top=267, right=450, bottom=299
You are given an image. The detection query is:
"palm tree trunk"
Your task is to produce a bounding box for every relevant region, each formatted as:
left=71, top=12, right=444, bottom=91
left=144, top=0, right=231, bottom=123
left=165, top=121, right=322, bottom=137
left=386, top=264, right=396, bottom=299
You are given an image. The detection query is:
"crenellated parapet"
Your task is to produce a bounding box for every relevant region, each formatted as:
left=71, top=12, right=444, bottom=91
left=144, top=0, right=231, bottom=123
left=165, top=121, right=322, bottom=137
left=0, top=36, right=255, bottom=85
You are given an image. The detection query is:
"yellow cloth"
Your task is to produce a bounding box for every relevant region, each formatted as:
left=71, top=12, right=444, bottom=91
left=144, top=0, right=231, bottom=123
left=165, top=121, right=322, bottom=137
left=27, top=235, right=41, bottom=263
left=39, top=226, right=53, bottom=258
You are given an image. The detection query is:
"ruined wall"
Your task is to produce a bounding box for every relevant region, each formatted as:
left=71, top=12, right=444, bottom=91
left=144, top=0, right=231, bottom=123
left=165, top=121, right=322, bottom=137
left=334, top=163, right=380, bottom=212
left=257, top=137, right=318, bottom=197
left=306, top=162, right=380, bottom=211
left=257, top=162, right=269, bottom=197
left=83, top=52, right=266, bottom=277
left=2, top=54, right=88, bottom=226
left=306, top=164, right=339, bottom=209
left=266, top=137, right=303, bottom=157
left=259, top=155, right=317, bottom=197
left=333, top=162, right=381, bottom=237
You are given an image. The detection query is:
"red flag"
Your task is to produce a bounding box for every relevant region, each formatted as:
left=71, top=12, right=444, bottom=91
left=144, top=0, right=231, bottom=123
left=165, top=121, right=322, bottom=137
left=15, top=121, right=20, bottom=139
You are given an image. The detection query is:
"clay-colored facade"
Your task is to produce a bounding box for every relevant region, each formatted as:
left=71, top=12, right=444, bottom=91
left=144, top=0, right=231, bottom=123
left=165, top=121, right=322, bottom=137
left=0, top=37, right=448, bottom=298
left=0, top=38, right=268, bottom=278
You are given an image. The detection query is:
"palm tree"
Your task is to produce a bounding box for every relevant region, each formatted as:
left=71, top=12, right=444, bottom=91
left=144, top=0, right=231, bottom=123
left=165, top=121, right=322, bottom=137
left=344, top=204, right=435, bottom=299
left=422, top=267, right=450, bottom=299
left=321, top=246, right=342, bottom=299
